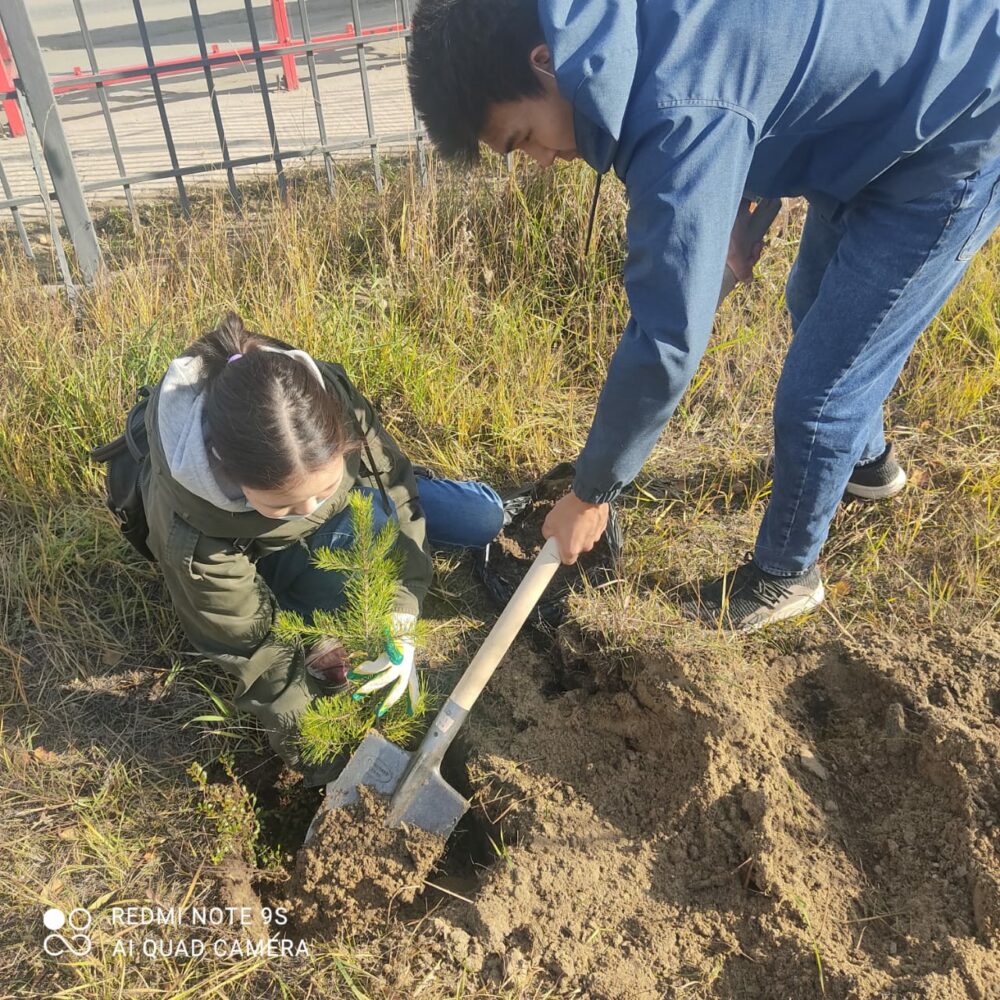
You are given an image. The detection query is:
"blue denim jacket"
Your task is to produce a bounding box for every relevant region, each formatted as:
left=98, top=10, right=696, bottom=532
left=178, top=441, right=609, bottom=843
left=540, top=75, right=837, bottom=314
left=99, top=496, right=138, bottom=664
left=539, top=0, right=1000, bottom=503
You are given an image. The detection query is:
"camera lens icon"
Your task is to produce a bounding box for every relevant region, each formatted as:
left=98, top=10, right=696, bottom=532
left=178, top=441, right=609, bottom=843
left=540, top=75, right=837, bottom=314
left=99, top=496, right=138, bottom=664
left=43, top=907, right=92, bottom=957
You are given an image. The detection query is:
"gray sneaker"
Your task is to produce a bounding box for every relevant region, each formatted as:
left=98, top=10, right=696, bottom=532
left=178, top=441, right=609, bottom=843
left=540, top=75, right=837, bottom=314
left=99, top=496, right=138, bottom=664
left=845, top=443, right=907, bottom=500
left=681, top=554, right=825, bottom=632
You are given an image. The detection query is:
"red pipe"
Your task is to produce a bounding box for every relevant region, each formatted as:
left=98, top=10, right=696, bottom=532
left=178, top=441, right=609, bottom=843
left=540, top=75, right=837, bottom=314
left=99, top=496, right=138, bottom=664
left=49, top=21, right=405, bottom=96
left=270, top=0, right=298, bottom=91
left=0, top=24, right=25, bottom=138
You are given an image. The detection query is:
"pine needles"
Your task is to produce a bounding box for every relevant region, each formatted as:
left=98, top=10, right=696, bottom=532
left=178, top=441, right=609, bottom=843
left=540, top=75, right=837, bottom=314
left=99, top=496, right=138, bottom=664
left=272, top=490, right=431, bottom=765
left=297, top=687, right=433, bottom=766
left=273, top=491, right=404, bottom=664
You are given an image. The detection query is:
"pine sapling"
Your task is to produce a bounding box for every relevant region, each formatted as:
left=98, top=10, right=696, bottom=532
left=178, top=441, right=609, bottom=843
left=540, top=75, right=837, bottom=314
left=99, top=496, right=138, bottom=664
left=272, top=491, right=431, bottom=764
left=273, top=491, right=405, bottom=661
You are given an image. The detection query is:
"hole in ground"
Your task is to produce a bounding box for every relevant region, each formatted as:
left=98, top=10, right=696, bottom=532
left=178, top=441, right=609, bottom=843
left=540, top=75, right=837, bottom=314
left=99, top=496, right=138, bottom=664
left=247, top=735, right=517, bottom=916
left=254, top=771, right=324, bottom=863
left=411, top=734, right=516, bottom=910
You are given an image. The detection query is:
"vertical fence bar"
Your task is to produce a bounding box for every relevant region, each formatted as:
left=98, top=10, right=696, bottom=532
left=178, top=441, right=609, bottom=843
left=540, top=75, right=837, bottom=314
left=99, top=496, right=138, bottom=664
left=350, top=0, right=382, bottom=191
left=270, top=0, right=298, bottom=91
left=244, top=0, right=287, bottom=200
left=15, top=91, right=76, bottom=292
left=0, top=25, right=25, bottom=137
left=191, top=0, right=241, bottom=210
left=132, top=0, right=190, bottom=215
left=1, top=0, right=100, bottom=285
left=71, top=0, right=138, bottom=228
left=399, top=0, right=426, bottom=185
left=0, top=155, right=34, bottom=258
left=297, top=0, right=335, bottom=194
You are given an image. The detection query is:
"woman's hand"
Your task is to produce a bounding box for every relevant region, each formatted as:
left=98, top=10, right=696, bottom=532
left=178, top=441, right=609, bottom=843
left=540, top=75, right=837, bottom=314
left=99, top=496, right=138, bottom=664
left=349, top=612, right=419, bottom=716
left=305, top=638, right=350, bottom=688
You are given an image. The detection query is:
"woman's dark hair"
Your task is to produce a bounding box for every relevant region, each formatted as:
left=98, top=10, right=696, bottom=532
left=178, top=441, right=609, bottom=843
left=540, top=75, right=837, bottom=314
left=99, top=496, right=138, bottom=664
left=185, top=312, right=359, bottom=490
left=408, top=0, right=545, bottom=164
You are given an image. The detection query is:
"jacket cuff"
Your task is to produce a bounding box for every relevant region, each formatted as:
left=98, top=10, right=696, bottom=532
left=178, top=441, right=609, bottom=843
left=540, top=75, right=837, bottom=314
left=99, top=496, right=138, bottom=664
left=572, top=465, right=626, bottom=505
left=392, top=589, right=421, bottom=618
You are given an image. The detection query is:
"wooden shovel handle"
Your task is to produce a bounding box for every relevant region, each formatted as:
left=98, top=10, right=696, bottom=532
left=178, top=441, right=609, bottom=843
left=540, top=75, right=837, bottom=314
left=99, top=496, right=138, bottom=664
left=450, top=537, right=562, bottom=712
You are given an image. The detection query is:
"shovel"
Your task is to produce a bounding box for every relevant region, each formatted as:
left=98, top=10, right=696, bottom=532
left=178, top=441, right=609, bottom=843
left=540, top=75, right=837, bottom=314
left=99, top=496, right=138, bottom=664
left=305, top=536, right=563, bottom=843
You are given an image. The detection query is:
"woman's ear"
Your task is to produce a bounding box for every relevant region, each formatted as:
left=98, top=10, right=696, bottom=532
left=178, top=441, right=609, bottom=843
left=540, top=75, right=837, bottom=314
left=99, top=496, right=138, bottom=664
left=529, top=44, right=555, bottom=81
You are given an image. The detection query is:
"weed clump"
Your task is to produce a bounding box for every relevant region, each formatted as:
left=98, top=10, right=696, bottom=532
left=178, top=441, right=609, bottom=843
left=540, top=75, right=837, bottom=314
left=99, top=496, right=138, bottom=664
left=188, top=753, right=260, bottom=865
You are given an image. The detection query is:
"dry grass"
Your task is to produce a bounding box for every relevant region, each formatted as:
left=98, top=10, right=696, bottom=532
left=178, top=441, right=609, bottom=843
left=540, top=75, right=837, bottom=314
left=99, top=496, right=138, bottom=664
left=0, top=153, right=996, bottom=997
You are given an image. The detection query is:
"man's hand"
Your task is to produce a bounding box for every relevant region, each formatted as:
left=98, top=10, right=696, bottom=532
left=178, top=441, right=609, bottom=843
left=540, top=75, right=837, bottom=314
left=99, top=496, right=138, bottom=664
left=542, top=493, right=609, bottom=565
left=727, top=198, right=766, bottom=283
left=305, top=638, right=350, bottom=688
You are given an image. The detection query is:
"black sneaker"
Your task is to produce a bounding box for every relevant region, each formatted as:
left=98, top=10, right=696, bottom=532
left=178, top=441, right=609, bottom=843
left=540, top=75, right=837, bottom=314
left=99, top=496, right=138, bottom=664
left=845, top=443, right=907, bottom=500
left=763, top=442, right=907, bottom=502
left=681, top=554, right=825, bottom=632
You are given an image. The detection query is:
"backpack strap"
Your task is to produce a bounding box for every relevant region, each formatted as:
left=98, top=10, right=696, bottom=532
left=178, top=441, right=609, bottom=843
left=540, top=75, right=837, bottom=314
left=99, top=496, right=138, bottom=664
left=124, top=385, right=151, bottom=461
left=90, top=385, right=155, bottom=561
left=358, top=430, right=392, bottom=516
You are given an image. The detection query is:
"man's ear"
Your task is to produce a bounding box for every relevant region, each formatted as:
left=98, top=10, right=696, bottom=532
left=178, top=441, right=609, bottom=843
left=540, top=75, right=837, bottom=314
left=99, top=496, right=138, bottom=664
left=529, top=44, right=555, bottom=81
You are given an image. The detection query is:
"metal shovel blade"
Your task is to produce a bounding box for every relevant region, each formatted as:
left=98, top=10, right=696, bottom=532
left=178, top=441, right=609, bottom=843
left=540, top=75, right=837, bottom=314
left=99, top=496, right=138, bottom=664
left=303, top=730, right=469, bottom=843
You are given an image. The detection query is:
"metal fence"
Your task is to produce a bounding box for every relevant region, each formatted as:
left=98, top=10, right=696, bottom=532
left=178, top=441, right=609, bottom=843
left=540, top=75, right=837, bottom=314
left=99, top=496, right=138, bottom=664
left=0, top=0, right=425, bottom=292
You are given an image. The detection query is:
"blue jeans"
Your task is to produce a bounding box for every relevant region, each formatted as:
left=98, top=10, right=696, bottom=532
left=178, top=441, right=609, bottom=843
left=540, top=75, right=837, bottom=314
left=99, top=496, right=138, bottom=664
left=755, top=157, right=1000, bottom=576
left=258, top=477, right=504, bottom=618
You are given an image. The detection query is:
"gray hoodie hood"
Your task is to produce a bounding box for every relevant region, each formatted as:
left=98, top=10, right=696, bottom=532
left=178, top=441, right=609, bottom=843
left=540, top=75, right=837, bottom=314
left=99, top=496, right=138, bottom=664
left=156, top=355, right=254, bottom=514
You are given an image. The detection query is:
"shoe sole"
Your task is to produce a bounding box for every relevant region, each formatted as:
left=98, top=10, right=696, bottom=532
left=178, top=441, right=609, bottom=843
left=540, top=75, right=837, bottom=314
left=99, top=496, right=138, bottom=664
left=739, top=582, right=826, bottom=632
left=843, top=468, right=908, bottom=501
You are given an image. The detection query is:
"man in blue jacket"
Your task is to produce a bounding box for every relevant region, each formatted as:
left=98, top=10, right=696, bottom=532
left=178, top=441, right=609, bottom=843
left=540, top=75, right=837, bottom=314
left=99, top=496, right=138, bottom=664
left=408, top=0, right=1000, bottom=630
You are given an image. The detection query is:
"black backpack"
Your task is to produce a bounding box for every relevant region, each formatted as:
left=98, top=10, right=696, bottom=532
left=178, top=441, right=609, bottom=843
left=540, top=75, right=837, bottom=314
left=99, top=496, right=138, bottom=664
left=89, top=386, right=155, bottom=561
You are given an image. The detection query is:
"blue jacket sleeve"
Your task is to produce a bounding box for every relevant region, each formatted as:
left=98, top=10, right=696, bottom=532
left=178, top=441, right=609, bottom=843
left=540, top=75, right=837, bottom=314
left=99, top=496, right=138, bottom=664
left=573, top=105, right=757, bottom=504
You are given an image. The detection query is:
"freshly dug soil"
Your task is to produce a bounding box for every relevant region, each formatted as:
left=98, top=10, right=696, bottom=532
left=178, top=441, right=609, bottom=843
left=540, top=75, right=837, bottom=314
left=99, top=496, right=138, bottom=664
left=278, top=624, right=1000, bottom=998
left=281, top=784, right=444, bottom=934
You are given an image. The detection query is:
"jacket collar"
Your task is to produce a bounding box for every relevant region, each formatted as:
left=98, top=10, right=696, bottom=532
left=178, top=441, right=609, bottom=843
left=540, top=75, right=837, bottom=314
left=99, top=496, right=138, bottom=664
left=538, top=0, right=640, bottom=174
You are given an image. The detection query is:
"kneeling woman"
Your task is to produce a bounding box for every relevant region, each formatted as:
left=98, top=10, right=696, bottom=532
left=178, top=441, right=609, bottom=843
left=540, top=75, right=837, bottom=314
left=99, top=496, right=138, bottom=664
left=139, top=313, right=503, bottom=777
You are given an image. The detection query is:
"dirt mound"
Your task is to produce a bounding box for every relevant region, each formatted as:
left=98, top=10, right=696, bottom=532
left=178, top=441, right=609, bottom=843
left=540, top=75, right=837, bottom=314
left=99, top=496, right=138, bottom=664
left=281, top=785, right=444, bottom=934
left=277, top=624, right=1000, bottom=998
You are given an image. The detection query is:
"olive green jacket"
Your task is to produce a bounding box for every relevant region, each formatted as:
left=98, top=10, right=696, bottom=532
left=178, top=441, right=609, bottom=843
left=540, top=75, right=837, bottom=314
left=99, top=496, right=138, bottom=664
left=141, top=359, right=431, bottom=769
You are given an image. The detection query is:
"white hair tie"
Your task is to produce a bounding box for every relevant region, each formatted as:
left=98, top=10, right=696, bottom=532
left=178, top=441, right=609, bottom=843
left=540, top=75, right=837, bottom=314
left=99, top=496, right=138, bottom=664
left=257, top=346, right=326, bottom=388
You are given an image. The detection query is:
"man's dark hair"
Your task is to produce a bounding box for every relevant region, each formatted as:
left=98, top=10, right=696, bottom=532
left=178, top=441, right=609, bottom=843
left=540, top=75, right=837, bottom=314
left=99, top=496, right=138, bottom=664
left=408, top=0, right=546, bottom=164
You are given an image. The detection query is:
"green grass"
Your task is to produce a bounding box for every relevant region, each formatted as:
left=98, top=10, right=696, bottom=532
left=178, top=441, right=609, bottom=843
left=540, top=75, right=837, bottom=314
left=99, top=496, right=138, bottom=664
left=1, top=153, right=997, bottom=997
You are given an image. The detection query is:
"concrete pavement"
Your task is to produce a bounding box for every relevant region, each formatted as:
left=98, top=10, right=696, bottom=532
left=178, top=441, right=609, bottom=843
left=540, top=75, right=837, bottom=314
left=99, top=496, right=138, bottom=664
left=30, top=1, right=406, bottom=74
left=2, top=1, right=418, bottom=219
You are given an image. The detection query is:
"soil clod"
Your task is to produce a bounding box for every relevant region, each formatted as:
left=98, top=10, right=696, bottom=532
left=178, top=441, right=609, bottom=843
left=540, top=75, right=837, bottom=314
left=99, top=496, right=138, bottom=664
left=798, top=752, right=830, bottom=780
left=281, top=785, right=444, bottom=933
